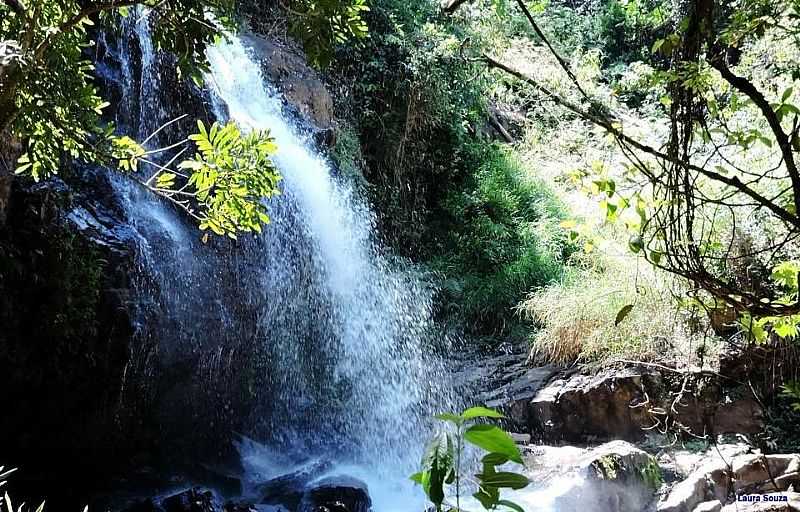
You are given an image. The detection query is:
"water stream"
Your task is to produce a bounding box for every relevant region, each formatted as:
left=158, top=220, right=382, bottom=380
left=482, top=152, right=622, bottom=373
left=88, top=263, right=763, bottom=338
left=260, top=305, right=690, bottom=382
left=102, top=15, right=459, bottom=511
left=204, top=35, right=456, bottom=508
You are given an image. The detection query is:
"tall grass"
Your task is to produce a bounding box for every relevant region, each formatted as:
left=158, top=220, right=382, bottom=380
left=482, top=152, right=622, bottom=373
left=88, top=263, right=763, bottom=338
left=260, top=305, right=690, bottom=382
left=518, top=250, right=720, bottom=367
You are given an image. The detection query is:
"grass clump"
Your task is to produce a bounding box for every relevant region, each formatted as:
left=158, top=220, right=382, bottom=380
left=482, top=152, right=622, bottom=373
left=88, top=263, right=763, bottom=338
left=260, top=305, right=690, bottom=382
left=519, top=250, right=719, bottom=366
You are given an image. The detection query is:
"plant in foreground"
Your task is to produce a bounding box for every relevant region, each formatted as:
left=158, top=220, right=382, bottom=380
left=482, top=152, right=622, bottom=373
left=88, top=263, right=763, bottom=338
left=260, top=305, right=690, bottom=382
left=0, top=466, right=58, bottom=512
left=411, top=406, right=529, bottom=512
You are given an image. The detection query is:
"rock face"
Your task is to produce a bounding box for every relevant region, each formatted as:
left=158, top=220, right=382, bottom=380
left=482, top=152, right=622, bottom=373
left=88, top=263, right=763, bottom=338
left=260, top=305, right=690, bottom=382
left=0, top=168, right=139, bottom=501
left=520, top=368, right=763, bottom=443
left=240, top=34, right=334, bottom=134
left=657, top=452, right=800, bottom=512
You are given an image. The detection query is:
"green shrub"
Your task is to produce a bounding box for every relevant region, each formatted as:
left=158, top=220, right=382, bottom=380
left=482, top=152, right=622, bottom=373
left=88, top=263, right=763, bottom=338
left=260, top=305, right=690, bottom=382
left=329, top=0, right=488, bottom=254
left=433, top=144, right=572, bottom=337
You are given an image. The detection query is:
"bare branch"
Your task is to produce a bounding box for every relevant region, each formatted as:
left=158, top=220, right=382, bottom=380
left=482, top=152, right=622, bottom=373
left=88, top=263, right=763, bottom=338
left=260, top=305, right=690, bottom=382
left=512, top=0, right=590, bottom=100
left=481, top=53, right=800, bottom=230
left=442, top=0, right=473, bottom=14
left=707, top=46, right=800, bottom=216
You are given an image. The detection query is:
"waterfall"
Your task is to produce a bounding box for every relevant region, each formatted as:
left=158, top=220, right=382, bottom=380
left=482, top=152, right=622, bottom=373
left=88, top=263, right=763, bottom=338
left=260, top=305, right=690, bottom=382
left=97, top=14, right=458, bottom=511
left=204, top=36, right=456, bottom=508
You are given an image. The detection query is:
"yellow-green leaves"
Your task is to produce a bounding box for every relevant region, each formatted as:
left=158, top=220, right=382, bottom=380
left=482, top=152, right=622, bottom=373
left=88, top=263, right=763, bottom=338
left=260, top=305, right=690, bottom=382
left=780, top=381, right=800, bottom=412
left=772, top=261, right=800, bottom=291
left=178, top=121, right=281, bottom=238
left=739, top=261, right=800, bottom=343
left=112, top=136, right=146, bottom=172
left=464, top=424, right=523, bottom=464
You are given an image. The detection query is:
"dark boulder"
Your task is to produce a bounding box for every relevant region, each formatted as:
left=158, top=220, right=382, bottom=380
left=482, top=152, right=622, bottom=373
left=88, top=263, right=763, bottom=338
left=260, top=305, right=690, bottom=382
left=524, top=368, right=763, bottom=443
left=299, top=476, right=371, bottom=512
left=257, top=461, right=333, bottom=510
left=223, top=501, right=257, bottom=512
left=162, top=489, right=217, bottom=512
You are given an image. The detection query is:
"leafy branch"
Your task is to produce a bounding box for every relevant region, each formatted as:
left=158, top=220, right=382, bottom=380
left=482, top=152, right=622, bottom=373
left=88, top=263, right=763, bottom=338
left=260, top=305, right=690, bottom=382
left=110, top=120, right=282, bottom=239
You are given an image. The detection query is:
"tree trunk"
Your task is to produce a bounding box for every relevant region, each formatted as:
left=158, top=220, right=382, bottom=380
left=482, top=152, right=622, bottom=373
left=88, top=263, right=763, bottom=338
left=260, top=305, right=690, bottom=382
left=0, top=40, right=22, bottom=134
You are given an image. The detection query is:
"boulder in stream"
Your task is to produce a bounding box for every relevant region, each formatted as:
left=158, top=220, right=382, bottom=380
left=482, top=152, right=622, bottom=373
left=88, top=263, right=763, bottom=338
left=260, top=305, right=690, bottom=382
left=256, top=461, right=333, bottom=510
left=517, top=441, right=661, bottom=512
left=298, top=476, right=371, bottom=512
left=161, top=488, right=217, bottom=512
left=553, top=441, right=662, bottom=512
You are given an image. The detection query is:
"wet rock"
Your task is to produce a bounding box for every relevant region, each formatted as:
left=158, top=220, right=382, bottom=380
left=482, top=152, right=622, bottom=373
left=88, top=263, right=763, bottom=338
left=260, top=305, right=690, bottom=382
left=257, top=461, right=333, bottom=510
left=299, top=476, right=371, bottom=512
left=525, top=368, right=764, bottom=443
left=554, top=441, right=661, bottom=512
left=312, top=127, right=337, bottom=150
left=194, top=464, right=244, bottom=498
left=162, top=489, right=217, bottom=512
left=511, top=433, right=531, bottom=444
left=241, top=34, right=333, bottom=131
left=223, top=501, right=257, bottom=512
left=0, top=167, right=141, bottom=494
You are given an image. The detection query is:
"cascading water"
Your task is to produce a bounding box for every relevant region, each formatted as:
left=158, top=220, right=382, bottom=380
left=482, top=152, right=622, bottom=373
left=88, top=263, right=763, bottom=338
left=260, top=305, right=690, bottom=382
left=206, top=34, right=454, bottom=458
left=203, top=36, right=458, bottom=508
left=98, top=13, right=459, bottom=511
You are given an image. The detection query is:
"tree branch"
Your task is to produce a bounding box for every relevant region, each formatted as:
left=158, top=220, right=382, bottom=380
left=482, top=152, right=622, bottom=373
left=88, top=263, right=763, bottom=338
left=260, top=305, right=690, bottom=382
left=512, top=0, right=590, bottom=100
left=1, top=0, right=25, bottom=17
left=442, top=0, right=473, bottom=14
left=34, top=0, right=148, bottom=59
left=482, top=53, right=800, bottom=230
left=707, top=46, right=800, bottom=216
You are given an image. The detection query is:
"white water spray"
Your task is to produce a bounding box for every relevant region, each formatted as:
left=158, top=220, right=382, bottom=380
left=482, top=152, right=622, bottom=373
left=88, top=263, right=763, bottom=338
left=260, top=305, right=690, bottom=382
left=204, top=36, right=455, bottom=510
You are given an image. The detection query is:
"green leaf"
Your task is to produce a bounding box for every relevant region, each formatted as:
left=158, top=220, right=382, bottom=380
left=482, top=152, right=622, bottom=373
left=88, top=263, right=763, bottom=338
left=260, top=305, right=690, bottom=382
left=464, top=425, right=522, bottom=463
left=410, top=471, right=428, bottom=485
left=482, top=453, right=510, bottom=466
left=498, top=500, right=526, bottom=512
left=477, top=471, right=530, bottom=490
left=614, top=304, right=634, bottom=326
left=419, top=431, right=455, bottom=508
left=473, top=488, right=499, bottom=510
left=649, top=251, right=663, bottom=265
left=461, top=406, right=505, bottom=420
left=435, top=413, right=463, bottom=424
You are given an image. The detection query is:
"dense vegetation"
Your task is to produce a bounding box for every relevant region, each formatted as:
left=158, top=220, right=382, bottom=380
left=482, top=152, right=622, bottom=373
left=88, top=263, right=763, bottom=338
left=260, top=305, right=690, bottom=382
left=319, top=0, right=800, bottom=380
left=3, top=0, right=800, bottom=507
